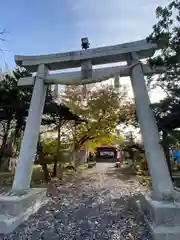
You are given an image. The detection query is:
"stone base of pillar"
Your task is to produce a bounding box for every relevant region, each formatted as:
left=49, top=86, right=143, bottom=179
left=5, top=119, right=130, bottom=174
left=0, top=188, right=47, bottom=234
left=136, top=193, right=180, bottom=240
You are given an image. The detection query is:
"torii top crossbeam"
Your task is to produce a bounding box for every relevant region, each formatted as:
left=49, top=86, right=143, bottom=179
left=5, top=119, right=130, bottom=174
left=15, top=39, right=157, bottom=72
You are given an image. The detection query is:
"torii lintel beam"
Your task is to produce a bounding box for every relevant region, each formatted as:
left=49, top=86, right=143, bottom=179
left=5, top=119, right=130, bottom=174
left=18, top=64, right=165, bottom=87
left=15, top=39, right=158, bottom=72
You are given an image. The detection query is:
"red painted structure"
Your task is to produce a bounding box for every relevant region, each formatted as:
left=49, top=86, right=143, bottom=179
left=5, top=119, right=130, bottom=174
left=96, top=146, right=120, bottom=159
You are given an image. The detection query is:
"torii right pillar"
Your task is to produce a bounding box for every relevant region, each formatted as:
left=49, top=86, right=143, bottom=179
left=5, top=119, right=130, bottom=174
left=127, top=52, right=180, bottom=240
left=127, top=52, right=173, bottom=200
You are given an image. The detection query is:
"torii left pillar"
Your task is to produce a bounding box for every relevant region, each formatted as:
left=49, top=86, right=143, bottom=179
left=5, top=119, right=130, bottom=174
left=12, top=64, right=48, bottom=192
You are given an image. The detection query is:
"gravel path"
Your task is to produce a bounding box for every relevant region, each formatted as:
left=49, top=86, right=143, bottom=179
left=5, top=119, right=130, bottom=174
left=1, top=163, right=152, bottom=240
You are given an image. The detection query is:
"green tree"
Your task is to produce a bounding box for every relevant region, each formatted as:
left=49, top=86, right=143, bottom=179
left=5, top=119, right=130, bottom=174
left=0, top=68, right=75, bottom=174
left=42, top=101, right=82, bottom=177
left=147, top=0, right=180, bottom=177
left=0, top=69, right=32, bottom=168
left=85, top=133, right=123, bottom=152
left=62, top=84, right=135, bottom=164
left=147, top=0, right=180, bottom=112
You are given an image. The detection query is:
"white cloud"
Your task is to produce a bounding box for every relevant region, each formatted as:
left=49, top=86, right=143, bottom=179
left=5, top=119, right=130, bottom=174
left=69, top=0, right=169, bottom=102
left=70, top=0, right=170, bottom=47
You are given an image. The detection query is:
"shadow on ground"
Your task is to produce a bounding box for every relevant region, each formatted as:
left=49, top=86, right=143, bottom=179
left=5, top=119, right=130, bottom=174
left=105, top=166, right=137, bottom=182
left=95, top=157, right=116, bottom=163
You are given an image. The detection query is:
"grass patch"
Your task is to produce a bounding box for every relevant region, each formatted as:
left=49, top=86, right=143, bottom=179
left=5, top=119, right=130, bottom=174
left=88, top=162, right=96, bottom=168
left=138, top=175, right=151, bottom=187
left=0, top=163, right=89, bottom=187
left=78, top=163, right=88, bottom=170
left=0, top=165, right=44, bottom=186
left=0, top=172, right=14, bottom=185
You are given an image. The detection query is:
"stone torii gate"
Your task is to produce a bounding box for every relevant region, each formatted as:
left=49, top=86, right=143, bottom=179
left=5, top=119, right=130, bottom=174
left=14, top=39, right=172, bottom=199
left=1, top=39, right=180, bottom=238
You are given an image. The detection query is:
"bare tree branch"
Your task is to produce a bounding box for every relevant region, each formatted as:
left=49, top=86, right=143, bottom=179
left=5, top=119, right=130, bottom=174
left=0, top=29, right=8, bottom=42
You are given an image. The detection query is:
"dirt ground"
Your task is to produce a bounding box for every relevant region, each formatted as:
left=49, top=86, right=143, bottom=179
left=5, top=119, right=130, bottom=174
left=1, top=163, right=152, bottom=240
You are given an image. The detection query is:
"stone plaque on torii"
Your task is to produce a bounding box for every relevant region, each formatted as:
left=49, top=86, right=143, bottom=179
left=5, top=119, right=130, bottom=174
left=0, top=39, right=179, bottom=239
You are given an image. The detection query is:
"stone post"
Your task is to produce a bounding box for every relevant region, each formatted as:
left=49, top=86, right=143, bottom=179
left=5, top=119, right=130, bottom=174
left=81, top=60, right=92, bottom=100
left=53, top=84, right=58, bottom=99
left=114, top=74, right=120, bottom=93
left=12, top=64, right=48, bottom=192
left=128, top=52, right=173, bottom=200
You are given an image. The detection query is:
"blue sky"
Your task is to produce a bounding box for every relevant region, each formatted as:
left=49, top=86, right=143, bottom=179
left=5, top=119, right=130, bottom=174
left=0, top=0, right=169, bottom=69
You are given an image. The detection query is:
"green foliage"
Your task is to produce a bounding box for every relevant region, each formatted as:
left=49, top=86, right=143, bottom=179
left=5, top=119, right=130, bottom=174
left=62, top=85, right=135, bottom=150
left=0, top=68, right=33, bottom=164
left=0, top=68, right=32, bottom=123
left=85, top=134, right=123, bottom=152
left=0, top=66, right=80, bottom=165
left=41, top=137, right=72, bottom=164
left=41, top=137, right=57, bottom=156
left=139, top=176, right=151, bottom=187
left=147, top=0, right=180, bottom=136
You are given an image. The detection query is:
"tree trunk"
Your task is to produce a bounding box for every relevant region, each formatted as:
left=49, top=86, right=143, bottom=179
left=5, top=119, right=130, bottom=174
left=0, top=159, right=10, bottom=172
left=58, top=163, right=63, bottom=180
left=0, top=120, right=10, bottom=150
left=6, top=130, right=15, bottom=156
left=162, top=130, right=173, bottom=180
left=13, top=124, right=24, bottom=154
left=0, top=118, right=12, bottom=165
left=37, top=135, right=51, bottom=182
left=0, top=130, right=15, bottom=172
left=41, top=163, right=50, bottom=182
left=53, top=158, right=58, bottom=177
left=53, top=119, right=61, bottom=177
left=72, top=149, right=78, bottom=169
